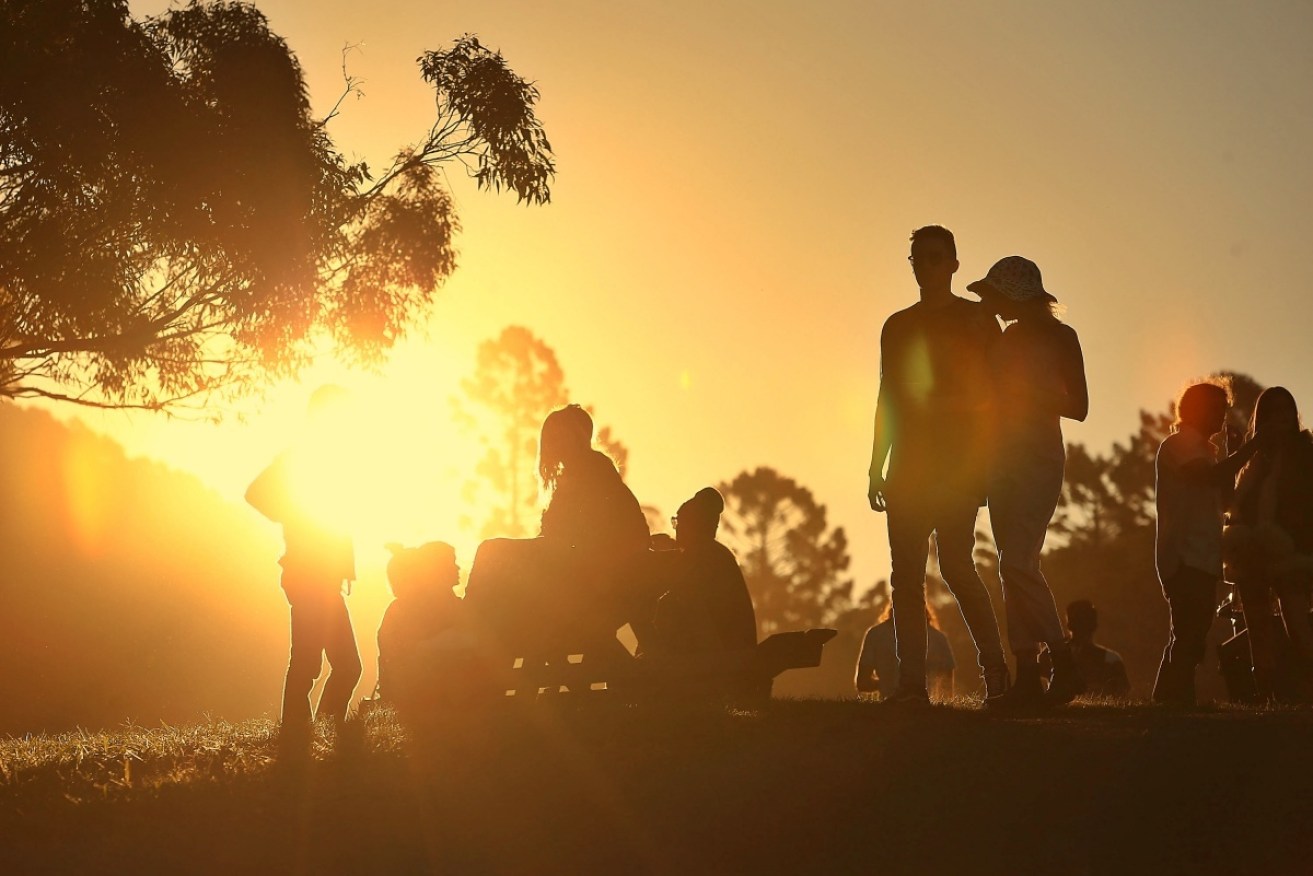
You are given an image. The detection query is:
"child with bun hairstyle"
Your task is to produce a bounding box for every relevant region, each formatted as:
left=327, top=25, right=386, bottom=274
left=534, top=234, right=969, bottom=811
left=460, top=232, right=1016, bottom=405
left=652, top=487, right=758, bottom=659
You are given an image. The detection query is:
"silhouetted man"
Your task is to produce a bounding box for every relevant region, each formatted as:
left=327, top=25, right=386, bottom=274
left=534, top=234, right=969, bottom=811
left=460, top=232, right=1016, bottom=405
left=1065, top=599, right=1130, bottom=698
left=247, top=385, right=362, bottom=743
left=868, top=225, right=1009, bottom=704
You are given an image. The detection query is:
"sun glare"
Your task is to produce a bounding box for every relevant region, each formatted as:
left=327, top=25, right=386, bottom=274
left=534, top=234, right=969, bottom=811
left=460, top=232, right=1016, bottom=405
left=274, top=357, right=488, bottom=574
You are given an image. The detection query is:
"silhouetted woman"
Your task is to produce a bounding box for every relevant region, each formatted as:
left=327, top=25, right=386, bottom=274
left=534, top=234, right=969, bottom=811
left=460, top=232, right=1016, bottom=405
left=1225, top=387, right=1313, bottom=700
left=968, top=256, right=1088, bottom=706
left=536, top=404, right=650, bottom=566
left=466, top=405, right=649, bottom=656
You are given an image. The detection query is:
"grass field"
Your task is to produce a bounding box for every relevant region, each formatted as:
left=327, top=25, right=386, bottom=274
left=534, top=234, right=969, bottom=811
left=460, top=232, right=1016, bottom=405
left=2, top=698, right=1311, bottom=875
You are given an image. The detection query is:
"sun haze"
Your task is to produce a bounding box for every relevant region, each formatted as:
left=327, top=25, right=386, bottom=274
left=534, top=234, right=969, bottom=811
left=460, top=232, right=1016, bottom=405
left=54, top=0, right=1313, bottom=592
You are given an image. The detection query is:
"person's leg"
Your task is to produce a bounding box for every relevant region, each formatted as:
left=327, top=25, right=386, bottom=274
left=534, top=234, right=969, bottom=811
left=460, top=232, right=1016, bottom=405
left=934, top=499, right=1008, bottom=694
left=318, top=592, right=363, bottom=724
left=282, top=584, right=327, bottom=730
left=1274, top=572, right=1313, bottom=687
left=1237, top=576, right=1277, bottom=700
left=886, top=502, right=934, bottom=695
left=1154, top=567, right=1216, bottom=705
left=935, top=501, right=1006, bottom=670
left=989, top=468, right=1049, bottom=704
left=994, top=453, right=1083, bottom=703
left=990, top=458, right=1067, bottom=657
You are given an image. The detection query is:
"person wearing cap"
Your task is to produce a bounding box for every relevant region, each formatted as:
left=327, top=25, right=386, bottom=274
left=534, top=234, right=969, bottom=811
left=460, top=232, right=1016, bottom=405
left=968, top=256, right=1088, bottom=706
left=868, top=225, right=1010, bottom=706
left=652, top=487, right=758, bottom=660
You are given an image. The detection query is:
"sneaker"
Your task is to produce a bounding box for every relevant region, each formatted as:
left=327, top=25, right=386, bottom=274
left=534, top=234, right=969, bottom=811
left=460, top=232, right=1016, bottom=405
left=983, top=664, right=1012, bottom=704
left=989, top=671, right=1047, bottom=710
left=1046, top=646, right=1087, bottom=706
left=878, top=686, right=932, bottom=708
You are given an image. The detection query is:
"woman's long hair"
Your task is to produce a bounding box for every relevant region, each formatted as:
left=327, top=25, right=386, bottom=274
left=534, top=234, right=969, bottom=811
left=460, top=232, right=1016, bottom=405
left=537, top=404, right=594, bottom=494
left=1246, top=386, right=1303, bottom=441
left=1236, top=386, right=1310, bottom=501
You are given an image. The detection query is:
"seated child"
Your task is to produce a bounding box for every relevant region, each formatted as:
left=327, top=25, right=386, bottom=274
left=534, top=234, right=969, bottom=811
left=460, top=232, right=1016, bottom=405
left=378, top=541, right=463, bottom=708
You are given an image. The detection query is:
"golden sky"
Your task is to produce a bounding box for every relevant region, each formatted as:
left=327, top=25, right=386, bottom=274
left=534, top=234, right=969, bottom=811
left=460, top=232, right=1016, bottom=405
left=56, top=0, right=1313, bottom=590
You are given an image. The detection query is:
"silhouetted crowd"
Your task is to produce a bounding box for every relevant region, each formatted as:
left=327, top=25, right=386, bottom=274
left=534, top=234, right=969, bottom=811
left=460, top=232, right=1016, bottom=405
left=246, top=224, right=1313, bottom=747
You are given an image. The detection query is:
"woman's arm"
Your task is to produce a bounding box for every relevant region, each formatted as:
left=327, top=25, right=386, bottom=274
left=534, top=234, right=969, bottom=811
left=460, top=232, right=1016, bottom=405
left=1058, top=326, right=1089, bottom=422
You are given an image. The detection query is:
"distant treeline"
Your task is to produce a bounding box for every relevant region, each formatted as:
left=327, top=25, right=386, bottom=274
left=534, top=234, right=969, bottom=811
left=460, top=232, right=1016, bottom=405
left=0, top=405, right=286, bottom=735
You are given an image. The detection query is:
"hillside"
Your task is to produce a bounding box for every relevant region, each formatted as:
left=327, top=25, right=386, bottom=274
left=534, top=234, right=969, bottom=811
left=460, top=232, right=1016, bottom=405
left=0, top=404, right=287, bottom=734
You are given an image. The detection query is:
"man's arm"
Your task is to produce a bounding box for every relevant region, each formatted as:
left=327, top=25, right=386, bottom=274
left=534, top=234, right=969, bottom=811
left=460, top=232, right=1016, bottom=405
left=869, top=382, right=893, bottom=512
left=869, top=322, right=895, bottom=512
left=245, top=454, right=288, bottom=523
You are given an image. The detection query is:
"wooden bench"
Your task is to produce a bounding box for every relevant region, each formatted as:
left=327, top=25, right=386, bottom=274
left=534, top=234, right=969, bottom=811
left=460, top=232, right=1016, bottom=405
left=384, top=626, right=839, bottom=713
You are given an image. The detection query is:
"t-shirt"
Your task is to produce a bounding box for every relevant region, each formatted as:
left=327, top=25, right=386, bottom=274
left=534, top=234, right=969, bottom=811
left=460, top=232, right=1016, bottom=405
left=992, top=319, right=1082, bottom=460
left=874, top=296, right=1000, bottom=504
left=1072, top=641, right=1130, bottom=698
left=246, top=448, right=355, bottom=584
left=857, top=619, right=956, bottom=698
left=1155, top=428, right=1223, bottom=581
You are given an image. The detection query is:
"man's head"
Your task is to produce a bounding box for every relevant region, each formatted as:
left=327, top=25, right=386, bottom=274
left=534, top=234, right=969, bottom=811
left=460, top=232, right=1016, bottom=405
left=1066, top=599, right=1098, bottom=640
left=908, top=225, right=959, bottom=295
left=1174, top=380, right=1231, bottom=437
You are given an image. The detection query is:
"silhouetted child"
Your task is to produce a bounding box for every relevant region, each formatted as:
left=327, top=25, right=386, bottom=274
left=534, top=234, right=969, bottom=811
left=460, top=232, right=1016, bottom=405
left=1065, top=600, right=1130, bottom=698
left=856, top=603, right=956, bottom=701
left=652, top=487, right=757, bottom=662
left=246, top=385, right=362, bottom=742
left=1154, top=379, right=1264, bottom=706
left=377, top=541, right=463, bottom=708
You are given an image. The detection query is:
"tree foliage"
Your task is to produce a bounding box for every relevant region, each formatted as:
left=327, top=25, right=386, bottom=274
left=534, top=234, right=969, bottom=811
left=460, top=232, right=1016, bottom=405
left=0, top=0, right=554, bottom=412
left=455, top=325, right=629, bottom=539
left=717, top=467, right=853, bottom=637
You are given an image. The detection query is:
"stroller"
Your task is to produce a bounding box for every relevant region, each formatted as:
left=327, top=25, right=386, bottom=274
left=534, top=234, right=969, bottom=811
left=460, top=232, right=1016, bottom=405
left=1216, top=584, right=1313, bottom=703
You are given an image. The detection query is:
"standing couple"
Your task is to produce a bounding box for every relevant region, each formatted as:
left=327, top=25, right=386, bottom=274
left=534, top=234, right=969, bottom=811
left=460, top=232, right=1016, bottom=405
left=868, top=225, right=1088, bottom=707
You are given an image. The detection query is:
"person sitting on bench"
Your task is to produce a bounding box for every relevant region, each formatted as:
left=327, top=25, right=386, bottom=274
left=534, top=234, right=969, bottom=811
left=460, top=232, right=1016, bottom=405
left=377, top=541, right=463, bottom=709
left=652, top=487, right=758, bottom=661
left=466, top=404, right=650, bottom=662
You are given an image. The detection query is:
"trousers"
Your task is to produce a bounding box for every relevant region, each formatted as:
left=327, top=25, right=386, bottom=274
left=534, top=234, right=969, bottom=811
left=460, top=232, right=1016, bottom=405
left=1152, top=565, right=1217, bottom=705
left=887, top=493, right=1006, bottom=691
left=281, top=575, right=362, bottom=726
left=990, top=447, right=1067, bottom=653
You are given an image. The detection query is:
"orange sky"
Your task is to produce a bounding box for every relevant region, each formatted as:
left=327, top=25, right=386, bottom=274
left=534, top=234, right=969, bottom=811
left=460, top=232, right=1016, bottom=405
left=50, top=0, right=1313, bottom=591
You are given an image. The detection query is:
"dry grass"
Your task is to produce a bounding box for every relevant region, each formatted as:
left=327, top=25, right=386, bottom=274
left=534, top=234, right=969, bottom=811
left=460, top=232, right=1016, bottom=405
left=2, top=698, right=1312, bottom=874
